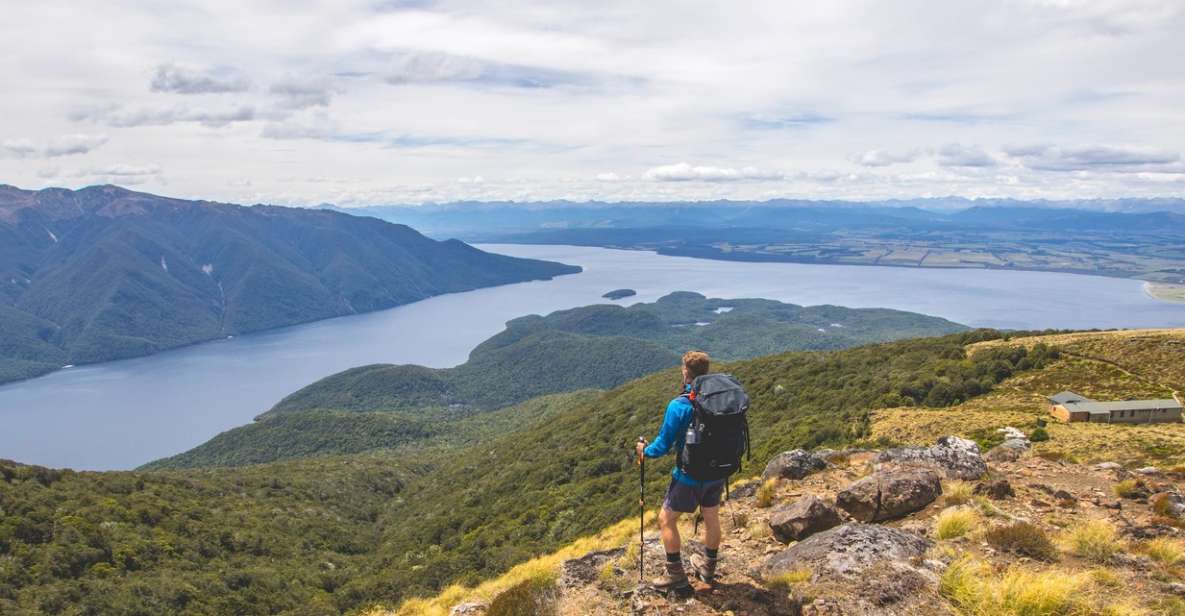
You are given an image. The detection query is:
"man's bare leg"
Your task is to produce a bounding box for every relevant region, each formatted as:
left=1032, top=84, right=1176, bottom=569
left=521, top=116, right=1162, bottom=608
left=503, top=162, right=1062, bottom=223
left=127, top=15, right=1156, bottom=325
left=653, top=507, right=690, bottom=591
left=691, top=505, right=722, bottom=583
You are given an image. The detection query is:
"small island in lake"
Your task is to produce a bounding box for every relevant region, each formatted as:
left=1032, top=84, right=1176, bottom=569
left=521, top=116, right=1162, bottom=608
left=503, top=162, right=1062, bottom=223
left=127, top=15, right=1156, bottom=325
left=602, top=288, right=637, bottom=300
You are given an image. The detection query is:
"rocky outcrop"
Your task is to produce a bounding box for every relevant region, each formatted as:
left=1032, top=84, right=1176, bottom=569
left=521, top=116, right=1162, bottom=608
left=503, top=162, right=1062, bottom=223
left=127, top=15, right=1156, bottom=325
left=763, top=449, right=829, bottom=481
left=768, top=494, right=842, bottom=543
left=836, top=469, right=942, bottom=522
left=876, top=436, right=987, bottom=480
left=762, top=523, right=932, bottom=580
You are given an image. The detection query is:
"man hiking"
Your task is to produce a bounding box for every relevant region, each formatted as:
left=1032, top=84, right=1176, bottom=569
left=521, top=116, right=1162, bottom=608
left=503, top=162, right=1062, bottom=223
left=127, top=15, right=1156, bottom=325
left=635, top=350, right=728, bottom=592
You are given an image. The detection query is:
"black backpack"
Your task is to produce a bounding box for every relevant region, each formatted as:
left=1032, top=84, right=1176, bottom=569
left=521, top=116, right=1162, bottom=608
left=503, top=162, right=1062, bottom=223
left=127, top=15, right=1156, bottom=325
left=678, top=373, right=750, bottom=481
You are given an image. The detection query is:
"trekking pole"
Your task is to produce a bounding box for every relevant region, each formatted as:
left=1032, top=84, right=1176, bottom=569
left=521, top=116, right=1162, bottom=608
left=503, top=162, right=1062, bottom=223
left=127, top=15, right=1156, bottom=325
left=636, top=436, right=646, bottom=584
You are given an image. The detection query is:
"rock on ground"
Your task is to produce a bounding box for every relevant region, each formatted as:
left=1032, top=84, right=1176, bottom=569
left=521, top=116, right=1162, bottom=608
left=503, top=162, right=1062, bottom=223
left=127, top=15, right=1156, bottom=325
left=836, top=469, right=942, bottom=522
left=768, top=494, right=842, bottom=543
left=762, top=523, right=932, bottom=580
left=875, top=436, right=987, bottom=480
left=761, top=524, right=937, bottom=615
left=449, top=601, right=487, bottom=616
left=559, top=547, right=625, bottom=589
left=763, top=449, right=829, bottom=481
left=974, top=477, right=1014, bottom=499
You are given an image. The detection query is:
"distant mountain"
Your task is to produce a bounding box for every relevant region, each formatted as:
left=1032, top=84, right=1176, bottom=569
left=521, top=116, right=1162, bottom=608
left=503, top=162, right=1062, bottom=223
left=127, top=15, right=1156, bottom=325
left=0, top=184, right=579, bottom=384
left=141, top=293, right=965, bottom=469
left=336, top=198, right=1185, bottom=240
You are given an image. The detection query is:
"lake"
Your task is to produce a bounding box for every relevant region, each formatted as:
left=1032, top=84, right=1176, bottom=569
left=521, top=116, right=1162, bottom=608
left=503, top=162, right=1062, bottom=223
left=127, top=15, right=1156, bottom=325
left=2, top=244, right=1183, bottom=471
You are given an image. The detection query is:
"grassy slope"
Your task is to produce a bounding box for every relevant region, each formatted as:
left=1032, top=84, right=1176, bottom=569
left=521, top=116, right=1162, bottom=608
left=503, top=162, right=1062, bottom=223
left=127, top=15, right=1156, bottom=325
left=873, top=328, right=1185, bottom=466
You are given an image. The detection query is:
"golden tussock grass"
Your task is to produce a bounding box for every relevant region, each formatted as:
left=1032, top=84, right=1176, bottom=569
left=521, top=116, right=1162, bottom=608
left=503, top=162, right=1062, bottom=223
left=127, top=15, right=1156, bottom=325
left=1142, top=537, right=1185, bottom=565
left=755, top=478, right=780, bottom=508
left=940, top=557, right=1091, bottom=616
left=943, top=480, right=974, bottom=506
left=934, top=506, right=979, bottom=540
left=765, top=569, right=811, bottom=593
left=1060, top=519, right=1123, bottom=564
left=366, top=514, right=653, bottom=616
left=1113, top=479, right=1143, bottom=498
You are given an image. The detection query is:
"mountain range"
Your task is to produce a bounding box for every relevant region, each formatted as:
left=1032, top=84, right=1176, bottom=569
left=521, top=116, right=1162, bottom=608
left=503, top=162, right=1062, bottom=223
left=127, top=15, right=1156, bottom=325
left=0, top=184, right=579, bottom=384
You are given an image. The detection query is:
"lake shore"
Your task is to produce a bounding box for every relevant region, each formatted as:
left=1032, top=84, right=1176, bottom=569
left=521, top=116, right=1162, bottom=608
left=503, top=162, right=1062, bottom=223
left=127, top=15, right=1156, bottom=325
left=1145, top=282, right=1185, bottom=304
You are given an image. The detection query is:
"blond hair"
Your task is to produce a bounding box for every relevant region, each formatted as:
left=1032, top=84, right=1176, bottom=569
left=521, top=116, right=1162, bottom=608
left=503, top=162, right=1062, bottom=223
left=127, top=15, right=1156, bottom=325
left=682, top=351, right=710, bottom=379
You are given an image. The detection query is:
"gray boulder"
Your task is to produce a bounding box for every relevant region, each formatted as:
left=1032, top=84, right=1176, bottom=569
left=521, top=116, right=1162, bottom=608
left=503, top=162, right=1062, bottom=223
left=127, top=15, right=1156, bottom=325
left=763, top=449, right=829, bottom=481
left=836, top=469, right=942, bottom=522
left=768, top=494, right=842, bottom=543
left=762, top=523, right=932, bottom=580
left=876, top=436, right=987, bottom=480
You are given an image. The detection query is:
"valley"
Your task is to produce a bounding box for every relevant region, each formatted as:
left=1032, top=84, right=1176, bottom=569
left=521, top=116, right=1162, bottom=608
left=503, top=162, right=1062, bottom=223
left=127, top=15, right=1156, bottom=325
left=3, top=244, right=1183, bottom=471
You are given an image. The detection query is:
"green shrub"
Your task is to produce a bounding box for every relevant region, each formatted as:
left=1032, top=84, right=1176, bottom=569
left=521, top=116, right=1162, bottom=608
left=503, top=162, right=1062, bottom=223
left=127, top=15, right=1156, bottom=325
left=1029, top=427, right=1050, bottom=442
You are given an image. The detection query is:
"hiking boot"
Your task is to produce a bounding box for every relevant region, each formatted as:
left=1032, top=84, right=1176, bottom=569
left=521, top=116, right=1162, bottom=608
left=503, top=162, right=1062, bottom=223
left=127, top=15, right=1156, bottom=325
left=651, top=560, right=691, bottom=594
left=689, top=552, right=719, bottom=583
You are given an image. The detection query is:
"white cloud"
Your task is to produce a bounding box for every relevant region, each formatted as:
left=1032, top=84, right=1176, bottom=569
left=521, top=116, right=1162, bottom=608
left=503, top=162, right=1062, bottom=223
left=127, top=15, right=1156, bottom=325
left=2, top=134, right=108, bottom=158
left=1004, top=144, right=1182, bottom=173
left=44, top=133, right=110, bottom=157
left=644, top=163, right=784, bottom=182
left=74, top=105, right=258, bottom=128
left=150, top=62, right=250, bottom=94
left=852, top=149, right=920, bottom=167
left=935, top=144, right=997, bottom=168
left=1, top=1, right=1183, bottom=203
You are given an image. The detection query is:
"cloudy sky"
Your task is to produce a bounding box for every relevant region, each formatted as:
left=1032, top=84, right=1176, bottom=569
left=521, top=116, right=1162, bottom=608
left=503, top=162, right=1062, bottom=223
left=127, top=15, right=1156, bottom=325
left=2, top=0, right=1183, bottom=206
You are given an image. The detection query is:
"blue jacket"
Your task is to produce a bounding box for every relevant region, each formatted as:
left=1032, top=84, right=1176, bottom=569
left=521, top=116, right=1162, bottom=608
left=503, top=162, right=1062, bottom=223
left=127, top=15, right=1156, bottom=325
left=643, top=385, right=718, bottom=487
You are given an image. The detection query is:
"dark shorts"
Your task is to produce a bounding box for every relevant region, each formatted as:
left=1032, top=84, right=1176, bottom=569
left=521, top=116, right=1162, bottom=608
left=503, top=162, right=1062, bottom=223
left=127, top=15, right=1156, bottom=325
left=662, top=477, right=725, bottom=513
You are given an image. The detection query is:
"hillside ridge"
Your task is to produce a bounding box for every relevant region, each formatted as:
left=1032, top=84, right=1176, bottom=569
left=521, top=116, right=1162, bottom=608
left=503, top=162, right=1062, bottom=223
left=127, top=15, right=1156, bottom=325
left=0, top=184, right=579, bottom=384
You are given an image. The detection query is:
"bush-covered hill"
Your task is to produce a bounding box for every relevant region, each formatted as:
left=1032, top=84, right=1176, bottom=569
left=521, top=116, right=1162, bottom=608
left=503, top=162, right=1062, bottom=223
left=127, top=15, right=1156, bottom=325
left=155, top=293, right=967, bottom=470
left=0, top=184, right=579, bottom=384
left=3, top=330, right=1068, bottom=614
left=142, top=392, right=589, bottom=470
left=268, top=292, right=966, bottom=416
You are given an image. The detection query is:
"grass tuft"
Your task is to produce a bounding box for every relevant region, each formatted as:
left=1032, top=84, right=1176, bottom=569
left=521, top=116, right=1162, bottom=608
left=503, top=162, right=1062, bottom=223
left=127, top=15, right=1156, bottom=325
left=940, top=557, right=1088, bottom=616
left=765, top=569, right=811, bottom=593
left=1088, top=567, right=1122, bottom=588
left=1113, top=479, right=1142, bottom=498
left=1143, top=537, right=1185, bottom=565
left=1060, top=519, right=1122, bottom=564
left=985, top=521, right=1058, bottom=562
left=756, top=478, right=780, bottom=508
left=935, top=507, right=978, bottom=540
left=943, top=480, right=974, bottom=506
